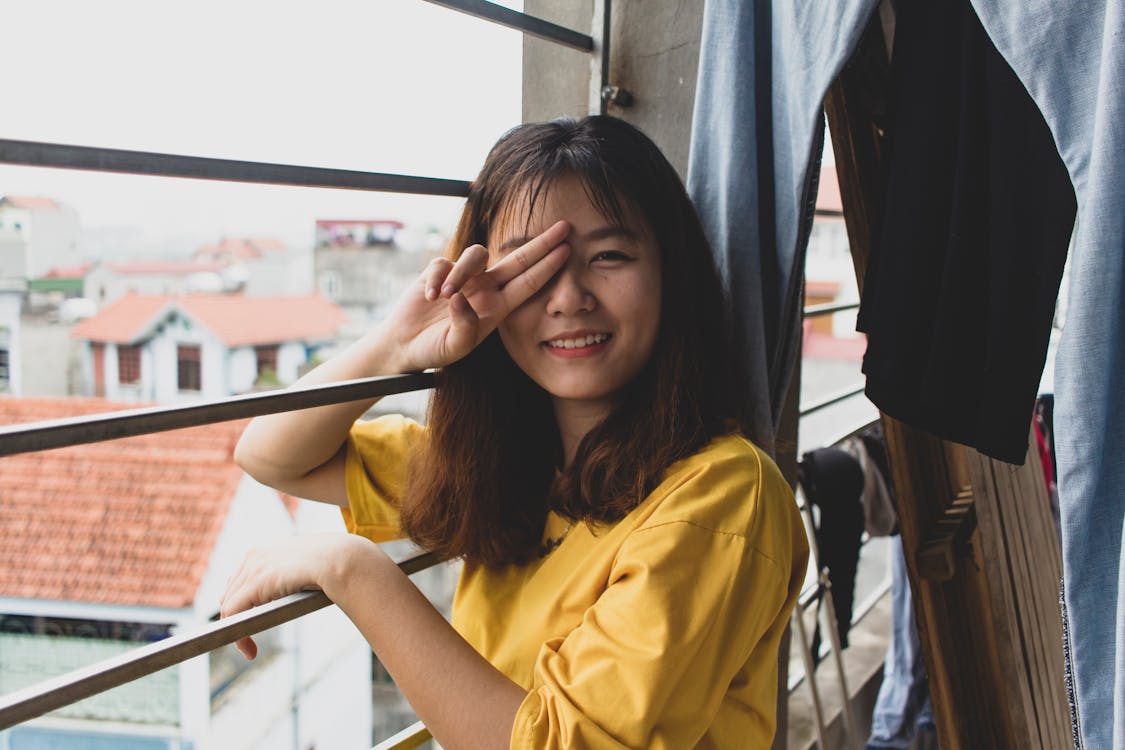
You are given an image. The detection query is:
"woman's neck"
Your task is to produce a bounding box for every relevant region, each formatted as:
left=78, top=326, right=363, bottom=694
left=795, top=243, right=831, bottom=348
left=553, top=397, right=613, bottom=468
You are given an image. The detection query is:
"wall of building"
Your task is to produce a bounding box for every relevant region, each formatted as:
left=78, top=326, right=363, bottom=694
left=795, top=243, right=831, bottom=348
left=522, top=0, right=702, bottom=180
left=241, top=251, right=315, bottom=298
left=0, top=287, right=24, bottom=395
left=0, top=203, right=82, bottom=280
left=225, top=346, right=258, bottom=394
left=276, top=341, right=307, bottom=385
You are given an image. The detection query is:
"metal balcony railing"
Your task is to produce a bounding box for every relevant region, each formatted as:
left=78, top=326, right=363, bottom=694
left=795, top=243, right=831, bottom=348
left=0, top=2, right=886, bottom=747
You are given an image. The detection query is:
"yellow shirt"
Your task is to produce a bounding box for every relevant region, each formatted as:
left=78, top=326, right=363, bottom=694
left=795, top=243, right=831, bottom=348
left=343, top=414, right=809, bottom=750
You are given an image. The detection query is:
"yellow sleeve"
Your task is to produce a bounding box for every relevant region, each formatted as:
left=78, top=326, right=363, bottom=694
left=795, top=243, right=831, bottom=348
left=511, top=453, right=806, bottom=749
left=340, top=413, right=424, bottom=543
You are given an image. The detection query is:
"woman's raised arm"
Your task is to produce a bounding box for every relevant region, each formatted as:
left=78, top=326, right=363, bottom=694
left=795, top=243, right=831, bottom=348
left=233, top=221, right=572, bottom=506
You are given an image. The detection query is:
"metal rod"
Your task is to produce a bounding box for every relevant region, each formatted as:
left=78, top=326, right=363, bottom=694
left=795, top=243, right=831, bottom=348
left=0, top=139, right=471, bottom=196
left=803, top=300, right=860, bottom=319
left=818, top=571, right=862, bottom=750
left=799, top=383, right=867, bottom=418
left=372, top=720, right=433, bottom=750
left=420, top=0, right=592, bottom=51
left=0, top=551, right=442, bottom=729
left=792, top=608, right=830, bottom=749
left=589, top=0, right=610, bottom=114
left=0, top=372, right=436, bottom=457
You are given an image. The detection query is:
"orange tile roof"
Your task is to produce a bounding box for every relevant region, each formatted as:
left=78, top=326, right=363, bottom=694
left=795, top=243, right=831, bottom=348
left=71, top=294, right=172, bottom=345
left=72, top=293, right=347, bottom=347
left=1, top=196, right=60, bottom=210
left=42, top=263, right=95, bottom=280
left=106, top=260, right=228, bottom=275
left=194, top=237, right=285, bottom=262
left=0, top=398, right=253, bottom=608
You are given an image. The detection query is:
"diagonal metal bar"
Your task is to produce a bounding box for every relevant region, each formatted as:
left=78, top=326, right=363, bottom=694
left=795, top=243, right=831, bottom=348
left=420, top=0, right=593, bottom=51
left=799, top=382, right=867, bottom=418
left=0, top=551, right=442, bottom=730
left=803, top=300, right=861, bottom=319
left=0, top=372, right=436, bottom=457
left=0, top=139, right=471, bottom=197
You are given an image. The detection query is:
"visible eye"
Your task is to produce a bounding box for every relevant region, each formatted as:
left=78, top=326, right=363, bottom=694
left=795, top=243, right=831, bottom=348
left=591, top=250, right=632, bottom=264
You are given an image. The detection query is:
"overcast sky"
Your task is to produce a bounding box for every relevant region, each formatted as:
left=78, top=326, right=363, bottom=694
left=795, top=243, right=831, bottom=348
left=0, top=1, right=526, bottom=257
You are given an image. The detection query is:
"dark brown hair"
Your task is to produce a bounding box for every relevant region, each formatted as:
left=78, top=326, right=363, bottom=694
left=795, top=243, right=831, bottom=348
left=400, top=116, right=738, bottom=567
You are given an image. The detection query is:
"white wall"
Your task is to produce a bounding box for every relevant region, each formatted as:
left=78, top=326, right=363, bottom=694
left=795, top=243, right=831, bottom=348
left=226, top=346, right=258, bottom=394
left=0, top=288, right=23, bottom=395
left=277, top=342, right=306, bottom=384
left=194, top=482, right=372, bottom=750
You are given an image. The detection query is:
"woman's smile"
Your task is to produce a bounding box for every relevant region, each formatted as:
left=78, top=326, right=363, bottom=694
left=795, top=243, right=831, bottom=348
left=543, top=330, right=613, bottom=356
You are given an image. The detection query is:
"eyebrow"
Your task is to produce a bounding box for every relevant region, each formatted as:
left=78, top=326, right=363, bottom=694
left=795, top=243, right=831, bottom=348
left=497, top=224, right=638, bottom=253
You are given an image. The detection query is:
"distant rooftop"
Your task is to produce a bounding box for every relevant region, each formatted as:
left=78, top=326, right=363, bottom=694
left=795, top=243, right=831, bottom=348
left=315, top=219, right=404, bottom=228
left=0, top=398, right=255, bottom=608
left=194, top=237, right=286, bottom=262
left=0, top=196, right=61, bottom=210
left=72, top=293, right=347, bottom=347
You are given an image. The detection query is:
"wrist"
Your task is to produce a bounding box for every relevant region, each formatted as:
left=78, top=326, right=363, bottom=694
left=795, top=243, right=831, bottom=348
left=351, top=324, right=410, bottom=376
left=321, top=535, right=391, bottom=601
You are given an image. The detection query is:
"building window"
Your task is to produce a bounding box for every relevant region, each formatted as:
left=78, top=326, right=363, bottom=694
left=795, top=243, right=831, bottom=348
left=0, top=348, right=9, bottom=390
left=118, top=345, right=141, bottom=385
left=177, top=344, right=201, bottom=391
left=255, top=345, right=278, bottom=377
left=254, top=345, right=280, bottom=387
left=318, top=271, right=342, bottom=301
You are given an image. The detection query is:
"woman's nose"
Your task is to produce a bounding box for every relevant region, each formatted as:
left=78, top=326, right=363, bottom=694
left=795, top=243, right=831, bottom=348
left=545, top=265, right=595, bottom=316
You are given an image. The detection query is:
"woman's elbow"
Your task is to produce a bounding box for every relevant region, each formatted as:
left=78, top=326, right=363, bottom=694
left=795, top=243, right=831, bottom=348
left=233, top=432, right=279, bottom=485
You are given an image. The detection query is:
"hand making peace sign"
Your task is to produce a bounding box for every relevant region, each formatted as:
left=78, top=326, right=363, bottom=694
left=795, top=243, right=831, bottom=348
left=383, top=219, right=571, bottom=373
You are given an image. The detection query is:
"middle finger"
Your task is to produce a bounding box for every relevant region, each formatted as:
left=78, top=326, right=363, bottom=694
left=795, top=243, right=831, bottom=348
left=486, top=220, right=570, bottom=286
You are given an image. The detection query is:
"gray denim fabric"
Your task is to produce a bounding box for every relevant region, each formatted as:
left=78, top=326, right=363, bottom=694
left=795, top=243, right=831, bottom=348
left=866, top=535, right=934, bottom=750
left=969, top=3, right=1125, bottom=747
left=686, top=0, right=878, bottom=451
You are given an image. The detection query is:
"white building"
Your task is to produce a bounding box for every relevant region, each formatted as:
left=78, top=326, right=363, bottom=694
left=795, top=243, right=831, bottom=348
left=83, top=260, right=232, bottom=308
left=194, top=237, right=314, bottom=298
left=314, top=219, right=440, bottom=338
left=0, top=279, right=25, bottom=396
left=0, top=397, right=373, bottom=750
left=0, top=196, right=81, bottom=280
left=71, top=294, right=346, bottom=403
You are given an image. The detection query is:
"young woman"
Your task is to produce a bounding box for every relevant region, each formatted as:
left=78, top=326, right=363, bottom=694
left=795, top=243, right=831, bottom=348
left=223, top=116, right=808, bottom=749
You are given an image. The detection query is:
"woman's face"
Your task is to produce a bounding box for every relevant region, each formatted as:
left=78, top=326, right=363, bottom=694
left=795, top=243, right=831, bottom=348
left=486, top=176, right=662, bottom=418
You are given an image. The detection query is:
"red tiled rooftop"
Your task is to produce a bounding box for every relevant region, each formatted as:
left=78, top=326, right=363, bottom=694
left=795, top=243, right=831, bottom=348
left=0, top=398, right=251, bottom=608
left=72, top=293, right=347, bottom=347
left=42, top=263, right=96, bottom=280
left=106, top=260, right=228, bottom=276
left=1, top=196, right=60, bottom=210
left=315, top=219, right=404, bottom=228
left=194, top=237, right=285, bottom=262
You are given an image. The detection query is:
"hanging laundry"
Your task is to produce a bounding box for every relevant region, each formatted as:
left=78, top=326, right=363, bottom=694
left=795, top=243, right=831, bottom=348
left=799, top=446, right=866, bottom=655
left=856, top=0, right=1076, bottom=465
left=841, top=429, right=898, bottom=537
left=687, top=0, right=879, bottom=454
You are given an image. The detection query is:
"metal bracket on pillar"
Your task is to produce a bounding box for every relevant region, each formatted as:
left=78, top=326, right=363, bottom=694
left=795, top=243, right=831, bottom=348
left=916, top=486, right=977, bottom=581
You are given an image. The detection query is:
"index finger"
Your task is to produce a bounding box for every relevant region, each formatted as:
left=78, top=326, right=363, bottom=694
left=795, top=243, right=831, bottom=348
left=486, top=219, right=570, bottom=286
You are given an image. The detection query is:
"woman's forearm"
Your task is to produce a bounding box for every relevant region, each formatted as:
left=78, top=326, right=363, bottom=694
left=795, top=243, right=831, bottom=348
left=234, top=324, right=408, bottom=489
left=325, top=541, right=524, bottom=750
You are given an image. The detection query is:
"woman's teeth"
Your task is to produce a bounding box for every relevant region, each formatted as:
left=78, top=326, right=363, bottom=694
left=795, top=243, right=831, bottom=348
left=547, top=333, right=610, bottom=349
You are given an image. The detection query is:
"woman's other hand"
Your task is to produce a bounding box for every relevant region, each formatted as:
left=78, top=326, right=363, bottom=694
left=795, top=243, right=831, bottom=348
left=383, top=219, right=570, bottom=372
left=219, top=534, right=382, bottom=659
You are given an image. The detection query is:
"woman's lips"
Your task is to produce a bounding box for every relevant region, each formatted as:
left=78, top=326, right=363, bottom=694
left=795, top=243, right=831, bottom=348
left=542, top=332, right=612, bottom=358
